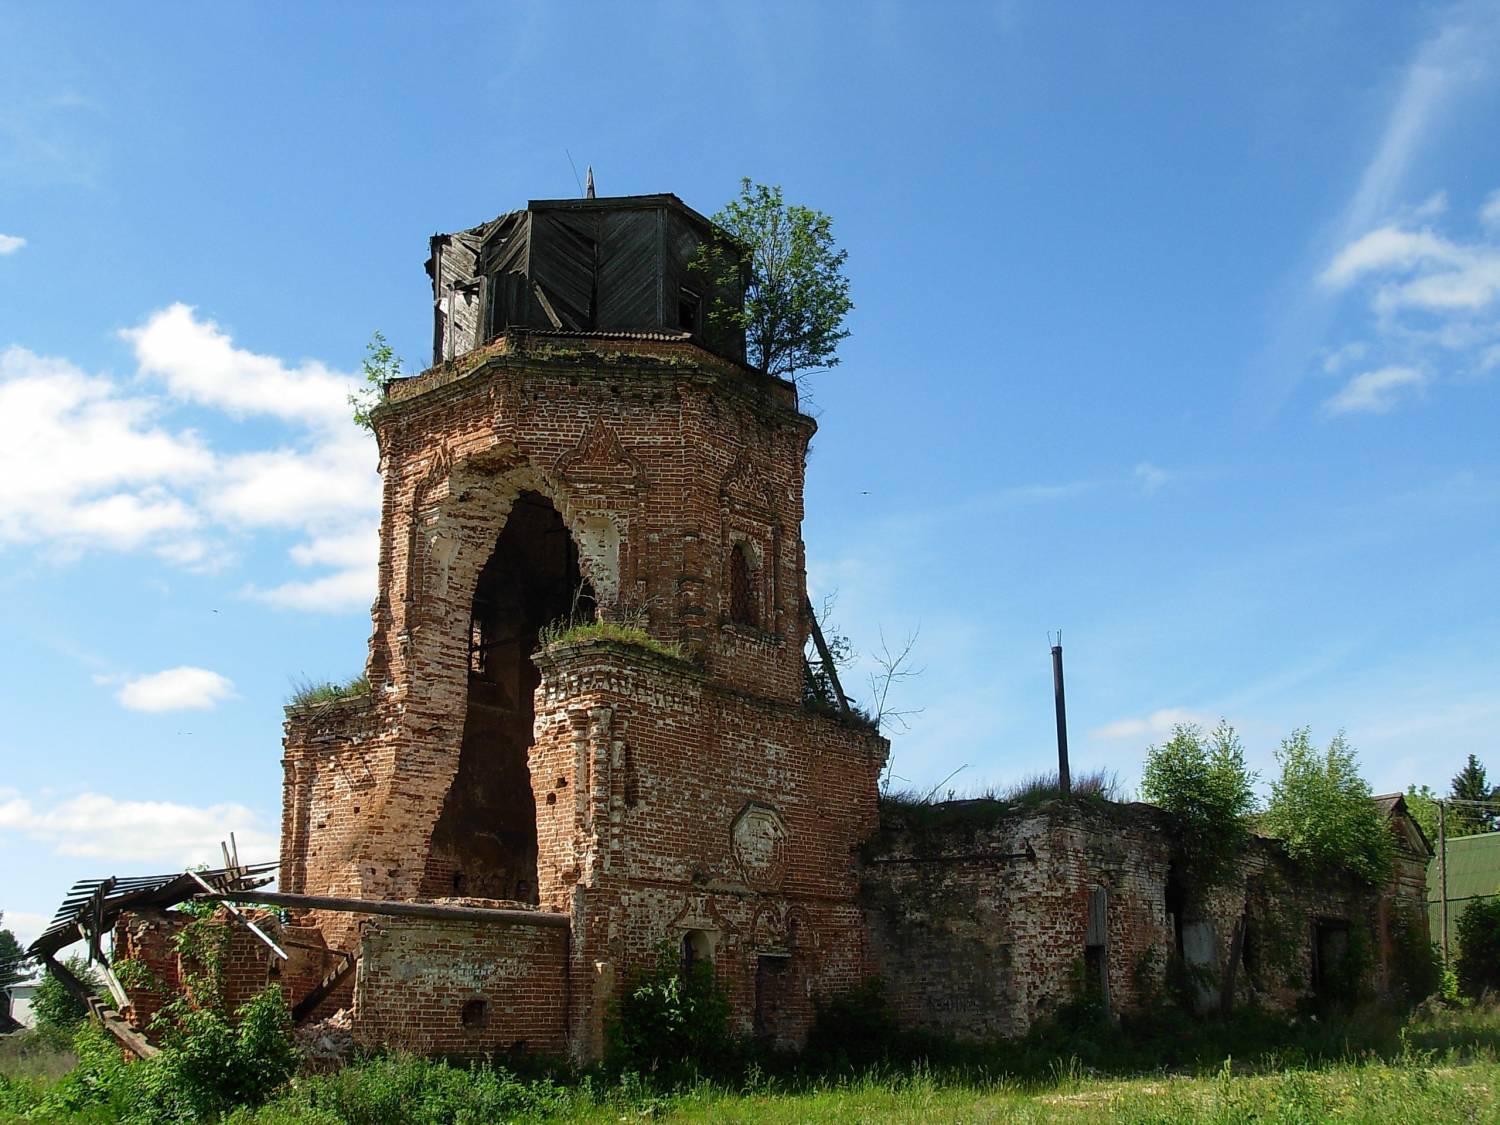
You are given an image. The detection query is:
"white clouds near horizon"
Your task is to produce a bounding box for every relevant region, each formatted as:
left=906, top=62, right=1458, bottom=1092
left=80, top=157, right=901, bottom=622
left=115, top=666, right=235, bottom=712
left=0, top=233, right=25, bottom=255
left=0, top=306, right=380, bottom=611
left=1090, top=708, right=1205, bottom=742
left=0, top=789, right=276, bottom=865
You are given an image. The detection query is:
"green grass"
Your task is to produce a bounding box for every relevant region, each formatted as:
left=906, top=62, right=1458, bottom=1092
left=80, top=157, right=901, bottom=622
left=6, top=1005, right=1498, bottom=1123
left=285, top=674, right=371, bottom=710
left=536, top=618, right=686, bottom=662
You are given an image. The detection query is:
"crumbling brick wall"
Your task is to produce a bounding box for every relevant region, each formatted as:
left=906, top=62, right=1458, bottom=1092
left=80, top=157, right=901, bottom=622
left=283, top=338, right=821, bottom=931
left=862, top=799, right=1432, bottom=1038
left=530, top=639, right=887, bottom=1050
left=353, top=916, right=568, bottom=1057
left=113, top=908, right=292, bottom=1030
left=862, top=800, right=1174, bottom=1038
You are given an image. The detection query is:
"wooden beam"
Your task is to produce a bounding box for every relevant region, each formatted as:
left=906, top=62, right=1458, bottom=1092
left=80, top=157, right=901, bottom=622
left=42, top=954, right=158, bottom=1060
left=188, top=871, right=287, bottom=960
left=291, top=951, right=356, bottom=1024
left=803, top=594, right=851, bottom=718
left=207, top=890, right=571, bottom=928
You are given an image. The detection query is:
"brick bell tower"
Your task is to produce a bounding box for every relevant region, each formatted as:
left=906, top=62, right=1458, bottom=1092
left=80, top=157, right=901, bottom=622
left=280, top=193, right=887, bottom=1058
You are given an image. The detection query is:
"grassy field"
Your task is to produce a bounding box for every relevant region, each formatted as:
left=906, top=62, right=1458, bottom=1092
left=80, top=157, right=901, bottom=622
left=4, top=1004, right=1498, bottom=1123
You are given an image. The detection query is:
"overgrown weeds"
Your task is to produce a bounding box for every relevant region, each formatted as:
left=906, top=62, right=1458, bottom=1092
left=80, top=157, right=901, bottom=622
left=285, top=675, right=371, bottom=710
left=536, top=618, right=686, bottom=662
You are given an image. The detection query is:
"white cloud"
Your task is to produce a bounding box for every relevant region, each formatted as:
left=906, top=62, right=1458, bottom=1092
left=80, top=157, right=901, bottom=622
left=0, top=911, right=50, bottom=952
left=0, top=233, right=25, bottom=255
left=1414, top=190, right=1449, bottom=219
left=1133, top=462, right=1171, bottom=495
left=1321, top=226, right=1462, bottom=289
left=0, top=347, right=212, bottom=554
left=1323, top=365, right=1429, bottom=416
left=244, top=567, right=376, bottom=613
left=1318, top=185, right=1500, bottom=405
left=115, top=666, right=235, bottom=712
left=1481, top=188, right=1500, bottom=229
left=1091, top=707, right=1204, bottom=742
left=2, top=306, right=382, bottom=611
left=0, top=791, right=275, bottom=865
left=1321, top=341, right=1369, bottom=374
left=122, top=303, right=357, bottom=430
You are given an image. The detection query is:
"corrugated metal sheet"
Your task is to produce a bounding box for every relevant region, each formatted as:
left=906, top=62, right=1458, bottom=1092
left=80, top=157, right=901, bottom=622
left=1429, top=831, right=1500, bottom=947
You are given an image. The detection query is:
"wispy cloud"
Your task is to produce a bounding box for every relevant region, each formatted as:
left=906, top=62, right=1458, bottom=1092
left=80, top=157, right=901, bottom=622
left=1319, top=189, right=1500, bottom=411
left=1, top=305, right=380, bottom=611
left=114, top=666, right=235, bottom=713
left=1090, top=707, right=1205, bottom=743
left=1324, top=365, right=1429, bottom=415
left=1263, top=3, right=1500, bottom=414
left=1133, top=462, right=1171, bottom=495
left=0, top=233, right=24, bottom=255
left=0, top=789, right=275, bottom=864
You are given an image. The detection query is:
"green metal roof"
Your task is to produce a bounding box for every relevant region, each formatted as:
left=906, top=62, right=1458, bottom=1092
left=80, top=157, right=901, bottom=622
left=1428, top=831, right=1500, bottom=950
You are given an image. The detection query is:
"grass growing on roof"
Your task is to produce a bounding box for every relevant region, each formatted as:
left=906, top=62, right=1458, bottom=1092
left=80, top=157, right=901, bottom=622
left=285, top=674, right=371, bottom=709
left=537, top=618, right=686, bottom=662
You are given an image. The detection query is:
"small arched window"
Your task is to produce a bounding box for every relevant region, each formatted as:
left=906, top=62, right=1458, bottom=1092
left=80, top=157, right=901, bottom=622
left=729, top=542, right=756, bottom=627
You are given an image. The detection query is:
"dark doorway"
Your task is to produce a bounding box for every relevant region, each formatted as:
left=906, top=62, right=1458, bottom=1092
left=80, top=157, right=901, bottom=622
left=754, top=954, right=793, bottom=1041
left=1313, top=919, right=1352, bottom=999
left=423, top=492, right=592, bottom=903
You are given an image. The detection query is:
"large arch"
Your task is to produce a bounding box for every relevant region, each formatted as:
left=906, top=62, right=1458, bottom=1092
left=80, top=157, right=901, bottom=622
left=420, top=487, right=595, bottom=902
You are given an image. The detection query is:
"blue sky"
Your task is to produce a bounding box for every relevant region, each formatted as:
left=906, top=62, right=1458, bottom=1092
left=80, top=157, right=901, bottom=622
left=3, top=1, right=1499, bottom=947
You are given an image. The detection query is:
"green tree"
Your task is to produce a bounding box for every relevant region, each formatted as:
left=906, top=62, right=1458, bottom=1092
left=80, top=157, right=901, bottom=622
left=349, top=330, right=405, bottom=431
left=0, top=913, right=27, bottom=992
left=30, top=954, right=100, bottom=1034
left=1454, top=893, right=1500, bottom=998
left=695, top=178, right=853, bottom=381
left=1263, top=728, right=1392, bottom=885
left=1404, top=783, right=1441, bottom=845
left=1140, top=720, right=1258, bottom=887
left=1448, top=754, right=1498, bottom=837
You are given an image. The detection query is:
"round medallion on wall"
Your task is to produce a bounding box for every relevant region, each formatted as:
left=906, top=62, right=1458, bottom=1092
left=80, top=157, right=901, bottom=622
left=731, top=802, right=789, bottom=890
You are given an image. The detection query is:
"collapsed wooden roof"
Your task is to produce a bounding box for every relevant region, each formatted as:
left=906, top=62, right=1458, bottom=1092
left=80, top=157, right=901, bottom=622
left=27, top=862, right=277, bottom=961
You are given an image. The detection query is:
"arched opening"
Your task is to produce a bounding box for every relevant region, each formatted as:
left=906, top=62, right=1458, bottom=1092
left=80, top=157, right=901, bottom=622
left=423, top=491, right=594, bottom=903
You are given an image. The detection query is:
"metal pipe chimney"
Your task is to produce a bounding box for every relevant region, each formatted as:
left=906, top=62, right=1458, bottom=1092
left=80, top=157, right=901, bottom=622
left=1051, top=636, right=1071, bottom=795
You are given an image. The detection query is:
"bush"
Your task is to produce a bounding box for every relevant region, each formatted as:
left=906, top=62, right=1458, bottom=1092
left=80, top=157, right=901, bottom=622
left=45, top=984, right=300, bottom=1122
left=804, top=978, right=901, bottom=1070
left=1388, top=907, right=1442, bottom=1007
left=1262, top=728, right=1392, bottom=885
left=1455, top=895, right=1500, bottom=999
left=269, top=1052, right=569, bottom=1125
left=1140, top=720, right=1257, bottom=888
left=607, top=943, right=731, bottom=1079
left=30, top=956, right=101, bottom=1042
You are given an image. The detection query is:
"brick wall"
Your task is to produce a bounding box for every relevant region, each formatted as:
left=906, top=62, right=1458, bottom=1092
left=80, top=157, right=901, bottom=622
left=530, top=640, right=887, bottom=1050
left=862, top=799, right=1432, bottom=1038
left=862, top=801, right=1174, bottom=1038
left=353, top=916, right=568, bottom=1057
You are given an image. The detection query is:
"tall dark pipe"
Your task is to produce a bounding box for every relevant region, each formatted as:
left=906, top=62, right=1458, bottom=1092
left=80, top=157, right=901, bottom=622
left=1051, top=639, right=1071, bottom=794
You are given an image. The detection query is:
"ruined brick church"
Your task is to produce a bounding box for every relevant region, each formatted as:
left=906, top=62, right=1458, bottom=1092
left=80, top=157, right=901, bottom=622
left=44, top=190, right=1431, bottom=1063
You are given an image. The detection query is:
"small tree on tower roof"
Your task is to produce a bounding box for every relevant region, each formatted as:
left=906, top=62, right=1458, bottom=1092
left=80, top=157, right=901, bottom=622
left=695, top=178, right=853, bottom=382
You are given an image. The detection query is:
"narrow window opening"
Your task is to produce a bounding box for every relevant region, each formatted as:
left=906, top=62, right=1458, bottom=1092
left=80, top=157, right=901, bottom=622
left=729, top=542, right=756, bottom=627
left=678, top=288, right=701, bottom=332
left=461, top=998, right=487, bottom=1029
left=682, top=929, right=714, bottom=972
left=1084, top=886, right=1111, bottom=1018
